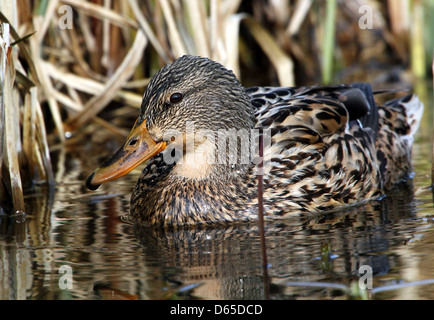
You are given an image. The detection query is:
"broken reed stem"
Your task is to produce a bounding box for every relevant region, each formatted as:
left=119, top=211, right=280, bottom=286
left=257, top=129, right=269, bottom=300
left=1, top=22, right=25, bottom=212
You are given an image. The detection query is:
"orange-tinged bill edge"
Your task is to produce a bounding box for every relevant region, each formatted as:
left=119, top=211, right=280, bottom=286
left=86, top=119, right=166, bottom=190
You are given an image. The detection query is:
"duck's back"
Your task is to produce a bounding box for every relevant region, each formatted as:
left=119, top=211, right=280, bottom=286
left=246, top=83, right=423, bottom=214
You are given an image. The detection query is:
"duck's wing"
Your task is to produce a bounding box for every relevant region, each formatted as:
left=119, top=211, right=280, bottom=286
left=249, top=84, right=384, bottom=214
left=249, top=83, right=378, bottom=137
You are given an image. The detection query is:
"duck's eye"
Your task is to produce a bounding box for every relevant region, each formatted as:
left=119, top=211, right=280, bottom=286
left=169, top=92, right=183, bottom=104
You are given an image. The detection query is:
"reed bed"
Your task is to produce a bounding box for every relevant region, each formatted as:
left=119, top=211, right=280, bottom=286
left=0, top=0, right=432, bottom=213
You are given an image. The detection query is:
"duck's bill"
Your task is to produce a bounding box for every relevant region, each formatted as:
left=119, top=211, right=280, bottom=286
left=86, top=119, right=166, bottom=190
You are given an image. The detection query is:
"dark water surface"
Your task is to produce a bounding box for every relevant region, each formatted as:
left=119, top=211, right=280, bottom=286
left=1, top=85, right=433, bottom=300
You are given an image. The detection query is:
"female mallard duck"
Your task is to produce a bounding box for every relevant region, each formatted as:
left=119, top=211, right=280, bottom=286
left=86, top=55, right=423, bottom=226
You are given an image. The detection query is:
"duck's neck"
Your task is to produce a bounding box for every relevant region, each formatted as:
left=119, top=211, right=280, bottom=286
left=128, top=149, right=257, bottom=226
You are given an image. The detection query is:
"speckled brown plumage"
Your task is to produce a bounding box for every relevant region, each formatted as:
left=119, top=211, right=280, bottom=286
left=87, top=55, right=423, bottom=227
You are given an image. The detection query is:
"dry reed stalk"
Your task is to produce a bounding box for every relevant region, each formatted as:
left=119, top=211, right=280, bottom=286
left=159, top=0, right=187, bottom=57
left=386, top=0, right=411, bottom=62
left=61, top=0, right=138, bottom=29
left=30, top=87, right=54, bottom=184
left=185, top=0, right=210, bottom=58
left=387, top=0, right=410, bottom=35
left=128, top=0, right=170, bottom=62
left=1, top=22, right=24, bottom=212
left=65, top=29, right=147, bottom=131
left=209, top=0, right=219, bottom=61
left=22, top=84, right=35, bottom=177
left=130, top=0, right=294, bottom=85
left=286, top=0, right=313, bottom=36
left=0, top=2, right=55, bottom=212
left=30, top=31, right=65, bottom=141
left=42, top=61, right=143, bottom=110
left=0, top=12, right=38, bottom=84
left=243, top=16, right=295, bottom=86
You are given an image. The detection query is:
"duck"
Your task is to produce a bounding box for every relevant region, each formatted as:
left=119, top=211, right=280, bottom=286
left=86, top=55, right=424, bottom=226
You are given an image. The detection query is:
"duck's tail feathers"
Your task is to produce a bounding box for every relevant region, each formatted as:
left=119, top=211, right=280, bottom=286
left=385, top=94, right=424, bottom=137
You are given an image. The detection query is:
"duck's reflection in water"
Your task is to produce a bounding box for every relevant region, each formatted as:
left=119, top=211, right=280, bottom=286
left=132, top=183, right=418, bottom=299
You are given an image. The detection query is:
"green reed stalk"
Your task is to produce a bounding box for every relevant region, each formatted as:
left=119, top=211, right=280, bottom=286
left=411, top=0, right=426, bottom=79
left=321, top=0, right=337, bottom=84
left=432, top=57, right=434, bottom=187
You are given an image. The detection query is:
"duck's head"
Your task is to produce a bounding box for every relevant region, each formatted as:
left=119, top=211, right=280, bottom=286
left=86, top=55, right=255, bottom=190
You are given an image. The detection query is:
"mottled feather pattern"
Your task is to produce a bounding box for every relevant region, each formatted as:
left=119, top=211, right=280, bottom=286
left=127, top=85, right=421, bottom=226
left=249, top=86, right=382, bottom=215
left=112, top=56, right=423, bottom=226
left=376, top=94, right=423, bottom=189
left=129, top=152, right=253, bottom=225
